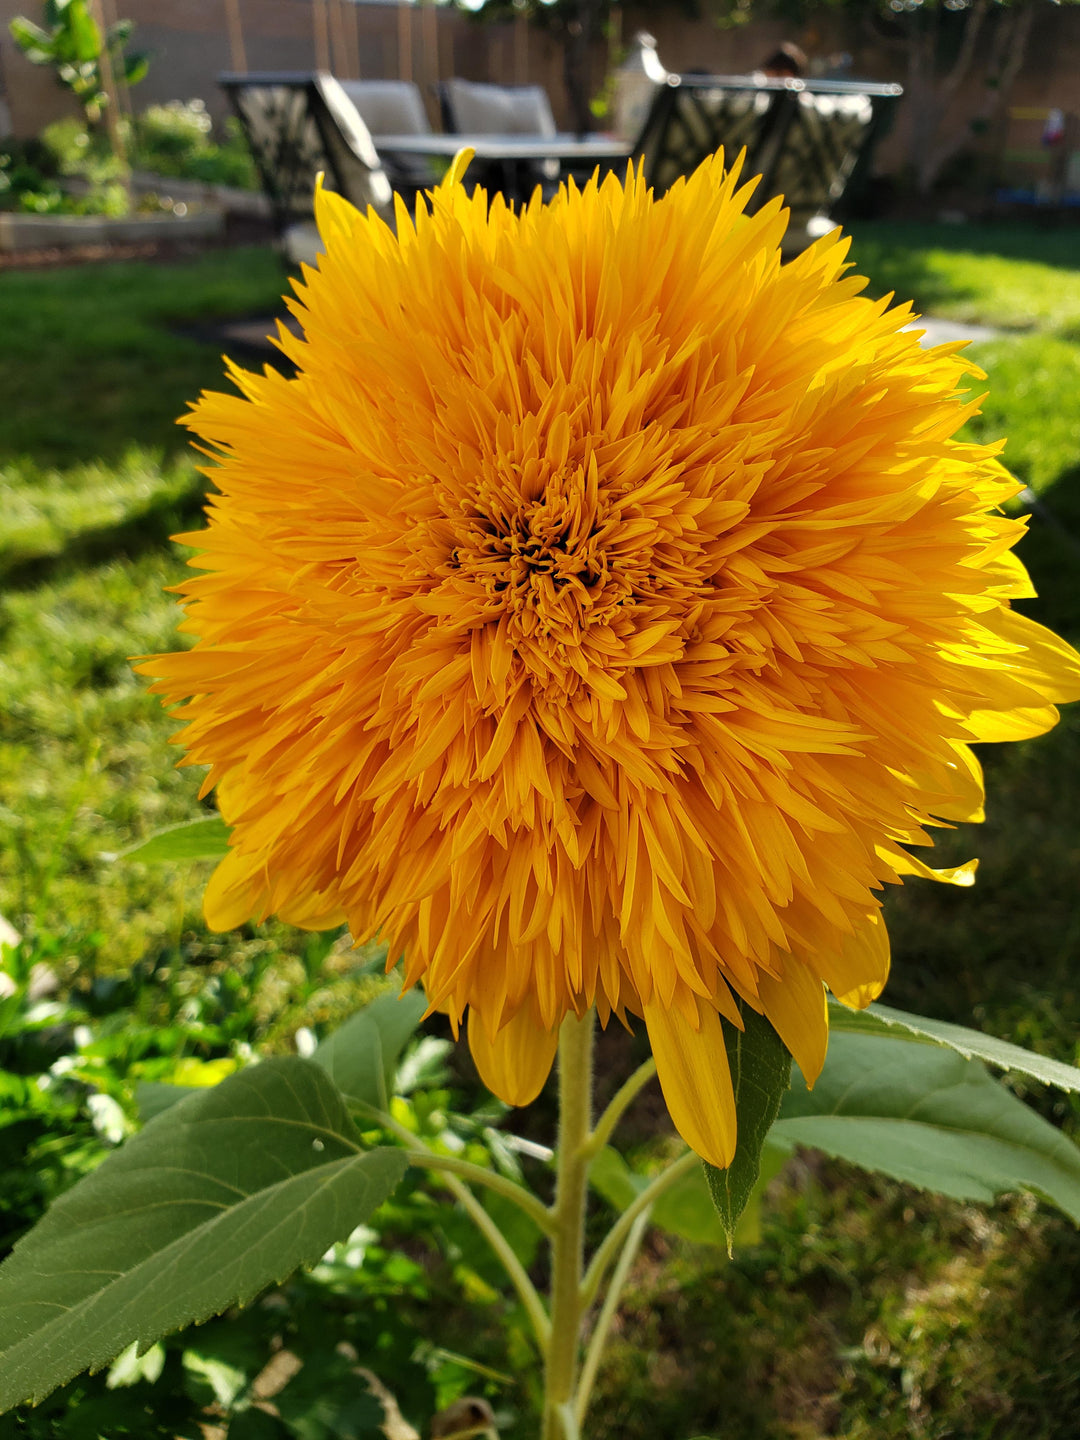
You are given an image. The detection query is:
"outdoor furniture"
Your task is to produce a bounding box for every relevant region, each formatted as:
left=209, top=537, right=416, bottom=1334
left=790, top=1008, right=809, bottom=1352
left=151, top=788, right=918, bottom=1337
left=219, top=71, right=396, bottom=264
left=368, top=131, right=634, bottom=208
left=438, top=78, right=561, bottom=203
left=222, top=68, right=901, bottom=266
left=438, top=78, right=558, bottom=138
left=368, top=134, right=633, bottom=163
left=636, top=74, right=902, bottom=251
left=335, top=79, right=440, bottom=194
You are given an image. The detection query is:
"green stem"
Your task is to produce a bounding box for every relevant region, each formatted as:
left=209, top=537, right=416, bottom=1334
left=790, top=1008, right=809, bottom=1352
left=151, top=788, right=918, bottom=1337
left=574, top=1205, right=652, bottom=1429
left=435, top=1168, right=552, bottom=1354
left=583, top=1057, right=657, bottom=1159
left=372, top=1109, right=554, bottom=1234
left=580, top=1148, right=698, bottom=1311
left=541, top=1010, right=596, bottom=1440
left=403, top=1149, right=554, bottom=1235
left=372, top=1111, right=552, bottom=1350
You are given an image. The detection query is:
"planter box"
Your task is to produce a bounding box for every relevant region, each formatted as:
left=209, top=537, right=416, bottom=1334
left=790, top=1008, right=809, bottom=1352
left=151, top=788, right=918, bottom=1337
left=129, top=171, right=271, bottom=219
left=0, top=207, right=225, bottom=253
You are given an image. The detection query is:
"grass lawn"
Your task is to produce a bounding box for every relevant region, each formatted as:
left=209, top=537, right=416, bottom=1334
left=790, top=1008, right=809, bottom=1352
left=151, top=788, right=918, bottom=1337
left=1, top=223, right=1079, bottom=1438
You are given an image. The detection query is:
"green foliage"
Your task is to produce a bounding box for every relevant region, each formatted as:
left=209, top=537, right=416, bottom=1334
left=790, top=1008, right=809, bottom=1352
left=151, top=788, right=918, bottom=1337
left=8, top=0, right=149, bottom=126
left=0, top=137, right=57, bottom=212
left=0, top=107, right=254, bottom=216
left=132, top=101, right=258, bottom=191
left=0, top=1059, right=408, bottom=1410
left=775, top=1031, right=1080, bottom=1221
left=592, top=1172, right=1080, bottom=1440
left=704, top=1003, right=791, bottom=1248
left=590, top=1140, right=789, bottom=1250
left=313, top=988, right=429, bottom=1112
left=0, top=954, right=518, bottom=1433
left=116, top=817, right=232, bottom=864
left=829, top=998, right=1080, bottom=1092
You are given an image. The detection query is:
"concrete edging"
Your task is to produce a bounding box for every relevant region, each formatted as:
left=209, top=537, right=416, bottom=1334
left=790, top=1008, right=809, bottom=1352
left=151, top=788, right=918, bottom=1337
left=0, top=207, right=226, bottom=253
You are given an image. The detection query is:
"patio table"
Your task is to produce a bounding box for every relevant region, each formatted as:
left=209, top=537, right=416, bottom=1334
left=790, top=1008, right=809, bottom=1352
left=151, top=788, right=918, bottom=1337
left=372, top=133, right=634, bottom=165
left=373, top=132, right=634, bottom=205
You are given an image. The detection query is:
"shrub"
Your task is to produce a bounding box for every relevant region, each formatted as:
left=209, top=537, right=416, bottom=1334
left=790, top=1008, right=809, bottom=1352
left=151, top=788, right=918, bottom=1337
left=132, top=99, right=257, bottom=191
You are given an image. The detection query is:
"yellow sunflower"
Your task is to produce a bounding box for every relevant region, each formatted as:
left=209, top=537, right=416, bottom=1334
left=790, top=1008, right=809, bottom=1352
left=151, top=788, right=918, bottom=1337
left=141, top=153, right=1080, bottom=1168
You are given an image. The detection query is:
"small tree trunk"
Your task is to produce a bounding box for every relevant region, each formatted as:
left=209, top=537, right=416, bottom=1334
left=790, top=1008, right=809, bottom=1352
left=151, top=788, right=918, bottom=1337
left=89, top=0, right=131, bottom=206
left=910, top=0, right=1037, bottom=196
left=562, top=0, right=602, bottom=136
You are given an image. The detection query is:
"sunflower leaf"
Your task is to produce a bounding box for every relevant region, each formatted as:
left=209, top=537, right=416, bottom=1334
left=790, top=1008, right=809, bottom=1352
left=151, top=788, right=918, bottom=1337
left=313, top=987, right=428, bottom=1112
left=828, top=998, right=1080, bottom=1092
left=0, top=1058, right=408, bottom=1412
left=703, top=1004, right=792, bottom=1250
left=112, top=816, right=231, bottom=864
left=134, top=1079, right=201, bottom=1123
left=773, top=1031, right=1080, bottom=1221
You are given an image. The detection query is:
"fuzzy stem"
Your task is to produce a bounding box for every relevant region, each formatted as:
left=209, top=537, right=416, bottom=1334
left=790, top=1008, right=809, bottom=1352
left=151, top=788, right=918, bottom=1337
left=398, top=1147, right=554, bottom=1234
left=433, top=1167, right=552, bottom=1353
left=540, top=1010, right=596, bottom=1440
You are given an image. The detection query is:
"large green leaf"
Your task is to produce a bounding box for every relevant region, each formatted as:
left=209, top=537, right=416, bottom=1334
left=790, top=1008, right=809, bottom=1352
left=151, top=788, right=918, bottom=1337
left=774, top=1031, right=1080, bottom=1221
left=115, top=816, right=231, bottom=864
left=0, top=1058, right=407, bottom=1412
left=703, top=1003, right=792, bottom=1249
left=828, top=998, right=1080, bottom=1092
left=134, top=1079, right=201, bottom=1123
left=313, top=988, right=428, bottom=1112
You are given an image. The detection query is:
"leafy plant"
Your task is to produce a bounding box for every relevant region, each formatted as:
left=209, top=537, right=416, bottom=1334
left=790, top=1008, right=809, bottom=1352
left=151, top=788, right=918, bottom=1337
left=8, top=0, right=149, bottom=129
left=4, top=890, right=1079, bottom=1434
left=132, top=100, right=258, bottom=191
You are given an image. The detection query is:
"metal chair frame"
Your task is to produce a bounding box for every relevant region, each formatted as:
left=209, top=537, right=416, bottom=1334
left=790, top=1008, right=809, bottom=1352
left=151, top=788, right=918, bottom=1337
left=219, top=71, right=395, bottom=233
left=635, top=74, right=902, bottom=238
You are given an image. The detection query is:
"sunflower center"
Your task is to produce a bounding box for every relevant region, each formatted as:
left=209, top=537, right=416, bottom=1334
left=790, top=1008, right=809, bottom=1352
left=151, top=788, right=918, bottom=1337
left=450, top=468, right=635, bottom=650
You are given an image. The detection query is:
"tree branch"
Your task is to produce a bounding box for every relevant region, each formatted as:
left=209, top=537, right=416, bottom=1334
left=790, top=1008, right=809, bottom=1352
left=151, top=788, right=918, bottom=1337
left=942, top=0, right=990, bottom=102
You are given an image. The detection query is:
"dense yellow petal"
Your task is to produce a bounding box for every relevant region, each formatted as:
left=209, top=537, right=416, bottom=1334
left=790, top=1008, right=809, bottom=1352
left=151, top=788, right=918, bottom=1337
left=643, top=993, right=737, bottom=1169
left=819, top=909, right=891, bottom=1011
left=139, top=150, right=1080, bottom=1162
left=468, top=1005, right=559, bottom=1107
left=755, top=955, right=829, bottom=1085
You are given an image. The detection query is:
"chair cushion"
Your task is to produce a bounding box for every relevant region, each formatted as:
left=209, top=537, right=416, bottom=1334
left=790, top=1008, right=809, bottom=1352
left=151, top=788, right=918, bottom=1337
left=442, top=79, right=557, bottom=137
left=337, top=80, right=431, bottom=137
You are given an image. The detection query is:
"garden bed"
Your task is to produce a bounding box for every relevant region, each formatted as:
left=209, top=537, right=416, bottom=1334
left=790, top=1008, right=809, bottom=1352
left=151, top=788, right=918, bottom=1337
left=0, top=205, right=224, bottom=253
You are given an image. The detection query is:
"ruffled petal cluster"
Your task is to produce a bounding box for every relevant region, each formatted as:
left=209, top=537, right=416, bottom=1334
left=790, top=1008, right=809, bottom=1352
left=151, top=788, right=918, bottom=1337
left=142, top=153, right=1080, bottom=1166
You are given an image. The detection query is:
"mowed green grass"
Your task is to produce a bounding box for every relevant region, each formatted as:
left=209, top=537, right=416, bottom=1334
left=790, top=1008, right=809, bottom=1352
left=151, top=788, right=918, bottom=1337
left=0, top=248, right=290, bottom=968
left=1, top=225, right=1079, bottom=1439
left=849, top=219, right=1080, bottom=335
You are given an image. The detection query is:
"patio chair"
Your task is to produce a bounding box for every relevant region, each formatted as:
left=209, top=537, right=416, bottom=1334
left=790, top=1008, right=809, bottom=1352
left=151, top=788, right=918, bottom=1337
left=336, top=79, right=440, bottom=194
left=635, top=74, right=902, bottom=253
left=438, top=78, right=559, bottom=203
left=220, top=71, right=397, bottom=266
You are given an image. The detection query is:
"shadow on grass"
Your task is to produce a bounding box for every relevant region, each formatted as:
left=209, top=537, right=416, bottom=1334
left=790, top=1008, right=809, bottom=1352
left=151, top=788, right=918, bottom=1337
left=848, top=220, right=1080, bottom=316
left=0, top=247, right=288, bottom=471
left=0, top=474, right=208, bottom=593
left=1014, top=462, right=1080, bottom=636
